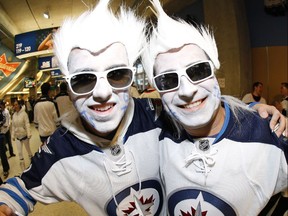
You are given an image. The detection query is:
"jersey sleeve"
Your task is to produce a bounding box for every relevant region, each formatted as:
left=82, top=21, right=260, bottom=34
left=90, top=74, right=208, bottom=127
left=0, top=177, right=36, bottom=215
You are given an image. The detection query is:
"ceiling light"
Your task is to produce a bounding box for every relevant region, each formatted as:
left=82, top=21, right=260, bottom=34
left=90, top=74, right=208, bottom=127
left=43, top=11, right=50, bottom=19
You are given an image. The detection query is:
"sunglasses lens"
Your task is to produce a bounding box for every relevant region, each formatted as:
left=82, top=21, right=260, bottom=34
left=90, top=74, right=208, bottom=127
left=70, top=73, right=97, bottom=94
left=107, top=68, right=133, bottom=88
left=186, top=62, right=212, bottom=82
left=154, top=73, right=178, bottom=91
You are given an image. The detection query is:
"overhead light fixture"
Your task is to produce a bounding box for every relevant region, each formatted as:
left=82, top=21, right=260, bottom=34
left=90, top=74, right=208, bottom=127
left=43, top=11, right=50, bottom=19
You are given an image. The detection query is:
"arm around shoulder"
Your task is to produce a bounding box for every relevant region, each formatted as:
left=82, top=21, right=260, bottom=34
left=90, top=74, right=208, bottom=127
left=0, top=177, right=35, bottom=216
left=0, top=205, right=15, bottom=216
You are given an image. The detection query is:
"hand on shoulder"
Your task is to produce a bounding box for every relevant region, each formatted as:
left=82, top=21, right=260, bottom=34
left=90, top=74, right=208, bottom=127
left=0, top=205, right=16, bottom=216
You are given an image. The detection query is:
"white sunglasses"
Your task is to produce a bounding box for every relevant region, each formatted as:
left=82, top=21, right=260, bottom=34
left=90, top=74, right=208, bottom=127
left=153, top=60, right=214, bottom=93
left=65, top=66, right=136, bottom=95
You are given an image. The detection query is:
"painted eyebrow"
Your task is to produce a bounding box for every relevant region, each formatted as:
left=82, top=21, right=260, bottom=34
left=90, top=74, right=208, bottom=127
left=160, top=61, right=205, bottom=73
left=105, top=64, right=127, bottom=71
left=72, top=64, right=128, bottom=73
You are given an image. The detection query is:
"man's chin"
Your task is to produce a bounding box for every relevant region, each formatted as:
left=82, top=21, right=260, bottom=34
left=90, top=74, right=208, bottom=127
left=94, top=121, right=120, bottom=136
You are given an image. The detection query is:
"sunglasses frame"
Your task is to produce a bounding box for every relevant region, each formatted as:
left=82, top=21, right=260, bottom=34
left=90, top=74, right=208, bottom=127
left=153, top=60, right=214, bottom=93
left=65, top=66, right=136, bottom=96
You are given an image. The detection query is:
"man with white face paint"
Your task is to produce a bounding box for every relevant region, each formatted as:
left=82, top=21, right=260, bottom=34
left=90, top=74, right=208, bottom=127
left=0, top=1, right=166, bottom=215
left=141, top=0, right=288, bottom=215
left=0, top=1, right=285, bottom=216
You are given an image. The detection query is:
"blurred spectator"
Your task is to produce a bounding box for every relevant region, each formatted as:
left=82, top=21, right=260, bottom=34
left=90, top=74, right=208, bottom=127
left=54, top=82, right=74, bottom=117
left=34, top=82, right=59, bottom=145
left=0, top=100, right=15, bottom=158
left=0, top=103, right=10, bottom=178
left=129, top=82, right=140, bottom=98
left=25, top=99, right=33, bottom=123
left=275, top=82, right=288, bottom=116
left=11, top=100, right=33, bottom=171
left=242, top=81, right=267, bottom=104
left=140, top=84, right=161, bottom=99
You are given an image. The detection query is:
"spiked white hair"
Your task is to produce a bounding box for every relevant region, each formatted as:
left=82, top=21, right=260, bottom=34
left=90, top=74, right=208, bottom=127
left=53, top=0, right=146, bottom=76
left=142, top=0, right=220, bottom=85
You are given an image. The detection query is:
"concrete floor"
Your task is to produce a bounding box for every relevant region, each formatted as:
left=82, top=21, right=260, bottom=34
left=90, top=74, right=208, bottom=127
left=2, top=124, right=88, bottom=216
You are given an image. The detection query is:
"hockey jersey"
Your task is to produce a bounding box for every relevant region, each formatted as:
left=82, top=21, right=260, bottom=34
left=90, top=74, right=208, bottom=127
left=160, top=102, right=288, bottom=216
left=0, top=98, right=165, bottom=216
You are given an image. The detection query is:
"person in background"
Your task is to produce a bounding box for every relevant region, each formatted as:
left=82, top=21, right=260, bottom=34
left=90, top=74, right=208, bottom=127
left=0, top=100, right=15, bottom=159
left=141, top=0, right=287, bottom=215
left=129, top=82, right=140, bottom=98
left=33, top=82, right=59, bottom=145
left=275, top=82, right=288, bottom=116
left=25, top=99, right=34, bottom=123
left=140, top=83, right=161, bottom=99
left=28, top=96, right=35, bottom=110
left=242, top=81, right=267, bottom=104
left=54, top=82, right=74, bottom=117
left=0, top=105, right=10, bottom=179
left=11, top=99, right=33, bottom=171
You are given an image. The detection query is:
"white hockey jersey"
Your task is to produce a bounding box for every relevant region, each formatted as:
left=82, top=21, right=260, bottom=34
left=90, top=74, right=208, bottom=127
left=0, top=98, right=165, bottom=216
left=160, top=102, right=288, bottom=216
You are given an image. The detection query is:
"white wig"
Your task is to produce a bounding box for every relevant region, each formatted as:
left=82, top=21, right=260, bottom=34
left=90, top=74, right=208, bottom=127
left=142, top=0, right=220, bottom=84
left=53, top=0, right=146, bottom=76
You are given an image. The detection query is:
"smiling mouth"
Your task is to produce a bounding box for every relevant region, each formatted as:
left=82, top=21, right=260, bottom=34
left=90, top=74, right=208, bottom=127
left=89, top=103, right=115, bottom=112
left=180, top=98, right=205, bottom=109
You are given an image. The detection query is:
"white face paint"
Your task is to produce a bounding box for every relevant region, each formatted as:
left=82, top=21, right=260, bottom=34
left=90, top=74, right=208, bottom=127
left=67, top=43, right=130, bottom=137
left=154, top=44, right=222, bottom=134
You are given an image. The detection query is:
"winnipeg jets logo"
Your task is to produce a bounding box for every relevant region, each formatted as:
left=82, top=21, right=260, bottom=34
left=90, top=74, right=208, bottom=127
left=180, top=203, right=207, bottom=216
left=106, top=180, right=163, bottom=216
left=168, top=189, right=236, bottom=216
left=177, top=192, right=208, bottom=216
left=122, top=189, right=155, bottom=216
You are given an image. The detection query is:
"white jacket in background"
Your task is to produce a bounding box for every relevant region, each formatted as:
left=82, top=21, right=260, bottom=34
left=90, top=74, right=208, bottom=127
left=34, top=96, right=59, bottom=137
left=11, top=106, right=31, bottom=140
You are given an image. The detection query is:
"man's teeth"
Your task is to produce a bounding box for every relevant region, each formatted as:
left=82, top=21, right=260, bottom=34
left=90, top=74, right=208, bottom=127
left=183, top=100, right=201, bottom=108
left=95, top=105, right=113, bottom=111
